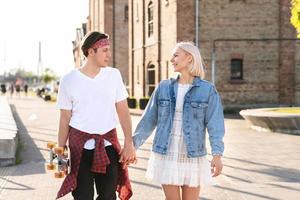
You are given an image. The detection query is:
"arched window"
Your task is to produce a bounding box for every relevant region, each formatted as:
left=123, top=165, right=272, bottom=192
left=147, top=1, right=154, bottom=37
left=124, top=5, right=128, bottom=21
left=147, top=64, right=155, bottom=96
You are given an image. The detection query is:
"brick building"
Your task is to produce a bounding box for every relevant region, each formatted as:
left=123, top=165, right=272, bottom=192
left=72, top=0, right=129, bottom=84
left=87, top=0, right=129, bottom=84
left=72, top=23, right=87, bottom=68
left=128, top=0, right=300, bottom=108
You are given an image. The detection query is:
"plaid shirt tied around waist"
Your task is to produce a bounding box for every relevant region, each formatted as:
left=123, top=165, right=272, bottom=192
left=56, top=127, right=132, bottom=200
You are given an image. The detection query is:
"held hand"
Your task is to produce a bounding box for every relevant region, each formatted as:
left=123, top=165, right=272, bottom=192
left=119, top=142, right=137, bottom=169
left=211, top=155, right=223, bottom=177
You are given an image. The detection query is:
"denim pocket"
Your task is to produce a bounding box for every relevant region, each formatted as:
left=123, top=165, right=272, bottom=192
left=158, top=99, right=170, bottom=117
left=190, top=102, right=208, bottom=118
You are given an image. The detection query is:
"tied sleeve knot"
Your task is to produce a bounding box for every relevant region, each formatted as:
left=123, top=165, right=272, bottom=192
left=90, top=135, right=111, bottom=173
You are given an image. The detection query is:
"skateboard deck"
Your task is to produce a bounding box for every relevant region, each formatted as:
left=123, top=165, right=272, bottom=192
left=46, top=142, right=71, bottom=178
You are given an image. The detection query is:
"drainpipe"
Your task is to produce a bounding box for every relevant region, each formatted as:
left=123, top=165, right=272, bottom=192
left=142, top=0, right=146, bottom=97
left=195, top=0, right=199, bottom=47
left=158, top=0, right=161, bottom=82
left=211, top=46, right=216, bottom=85
left=131, top=0, right=135, bottom=96
left=113, top=0, right=115, bottom=67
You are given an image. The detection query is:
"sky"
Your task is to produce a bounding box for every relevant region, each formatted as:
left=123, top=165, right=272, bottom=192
left=0, top=0, right=88, bottom=77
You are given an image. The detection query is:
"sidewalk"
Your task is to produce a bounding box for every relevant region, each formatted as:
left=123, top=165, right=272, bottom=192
left=0, top=96, right=299, bottom=200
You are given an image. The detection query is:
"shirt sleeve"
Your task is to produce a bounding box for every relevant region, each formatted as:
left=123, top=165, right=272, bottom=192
left=115, top=70, right=129, bottom=103
left=56, top=78, right=72, bottom=110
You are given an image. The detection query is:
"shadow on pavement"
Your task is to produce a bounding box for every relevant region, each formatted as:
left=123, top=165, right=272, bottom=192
left=216, top=185, right=281, bottom=200
left=224, top=162, right=300, bottom=183
left=10, top=104, right=45, bottom=175
left=0, top=176, right=34, bottom=191
left=131, top=180, right=161, bottom=189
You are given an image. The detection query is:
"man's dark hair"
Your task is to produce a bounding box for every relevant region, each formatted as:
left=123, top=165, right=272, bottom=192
left=81, top=31, right=109, bottom=57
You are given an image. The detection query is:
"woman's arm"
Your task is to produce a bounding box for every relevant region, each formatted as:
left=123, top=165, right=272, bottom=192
left=133, top=85, right=160, bottom=149
left=205, top=86, right=225, bottom=177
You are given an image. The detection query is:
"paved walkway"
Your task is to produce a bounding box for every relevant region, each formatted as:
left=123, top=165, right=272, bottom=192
left=0, top=96, right=299, bottom=200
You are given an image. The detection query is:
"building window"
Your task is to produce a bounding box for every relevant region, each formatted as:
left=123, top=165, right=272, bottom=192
left=230, top=59, right=243, bottom=80
left=148, top=1, right=154, bottom=37
left=124, top=5, right=128, bottom=21
left=147, top=64, right=155, bottom=96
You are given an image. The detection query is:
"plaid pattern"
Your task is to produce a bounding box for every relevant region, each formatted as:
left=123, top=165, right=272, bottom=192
left=56, top=127, right=133, bottom=200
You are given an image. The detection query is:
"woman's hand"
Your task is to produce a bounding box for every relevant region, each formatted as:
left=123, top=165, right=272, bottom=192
left=211, top=155, right=223, bottom=177
left=119, top=142, right=137, bottom=169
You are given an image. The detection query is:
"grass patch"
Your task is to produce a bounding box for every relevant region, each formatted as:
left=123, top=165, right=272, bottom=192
left=270, top=108, right=300, bottom=114
left=15, top=136, right=24, bottom=165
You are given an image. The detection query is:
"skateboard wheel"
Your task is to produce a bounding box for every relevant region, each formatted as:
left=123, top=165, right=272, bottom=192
left=47, top=164, right=55, bottom=170
left=54, top=172, right=64, bottom=178
left=64, top=169, right=69, bottom=176
left=47, top=142, right=56, bottom=149
left=54, top=147, right=64, bottom=155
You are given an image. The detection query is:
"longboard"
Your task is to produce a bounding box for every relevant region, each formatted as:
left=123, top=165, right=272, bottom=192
left=46, top=142, right=71, bottom=178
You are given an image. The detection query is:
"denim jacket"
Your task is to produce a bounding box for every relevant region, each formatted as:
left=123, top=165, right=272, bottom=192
left=133, top=76, right=225, bottom=157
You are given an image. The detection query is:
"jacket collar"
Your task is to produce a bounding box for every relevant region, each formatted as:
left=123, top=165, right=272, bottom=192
left=170, top=75, right=202, bottom=87
left=169, top=75, right=202, bottom=100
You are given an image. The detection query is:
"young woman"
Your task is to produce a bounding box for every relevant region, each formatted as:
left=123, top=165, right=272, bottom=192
left=133, top=42, right=225, bottom=200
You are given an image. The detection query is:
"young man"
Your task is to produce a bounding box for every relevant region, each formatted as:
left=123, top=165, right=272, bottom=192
left=56, top=31, right=136, bottom=200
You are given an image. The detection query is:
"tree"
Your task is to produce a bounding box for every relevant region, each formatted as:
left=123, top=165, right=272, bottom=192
left=42, top=68, right=57, bottom=84
left=291, top=0, right=300, bottom=37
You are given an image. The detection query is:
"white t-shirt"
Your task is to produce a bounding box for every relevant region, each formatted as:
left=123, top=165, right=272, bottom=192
left=57, top=67, right=128, bottom=149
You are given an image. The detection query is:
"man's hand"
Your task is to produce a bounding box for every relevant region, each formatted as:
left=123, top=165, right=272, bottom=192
left=115, top=99, right=137, bottom=168
left=211, top=155, right=223, bottom=177
left=119, top=141, right=137, bottom=169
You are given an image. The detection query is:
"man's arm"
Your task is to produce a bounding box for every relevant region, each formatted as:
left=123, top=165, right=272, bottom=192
left=58, top=109, right=72, bottom=147
left=115, top=99, right=136, bottom=164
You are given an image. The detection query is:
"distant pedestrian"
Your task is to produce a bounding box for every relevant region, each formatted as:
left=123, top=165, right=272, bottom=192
left=15, top=84, right=21, bottom=98
left=9, top=83, right=14, bottom=98
left=0, top=84, right=6, bottom=95
left=133, top=42, right=225, bottom=200
left=24, top=84, right=28, bottom=96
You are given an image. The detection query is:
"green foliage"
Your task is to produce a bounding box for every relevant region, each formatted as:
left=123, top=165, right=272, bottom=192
left=42, top=68, right=57, bottom=84
left=291, top=0, right=300, bottom=37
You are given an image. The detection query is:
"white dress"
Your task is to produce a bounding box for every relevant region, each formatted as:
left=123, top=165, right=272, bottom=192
left=146, top=83, right=215, bottom=187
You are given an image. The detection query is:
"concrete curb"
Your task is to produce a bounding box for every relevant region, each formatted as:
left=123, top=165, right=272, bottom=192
left=0, top=96, right=18, bottom=166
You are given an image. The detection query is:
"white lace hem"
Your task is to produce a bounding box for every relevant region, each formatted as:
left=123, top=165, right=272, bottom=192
left=145, top=152, right=216, bottom=187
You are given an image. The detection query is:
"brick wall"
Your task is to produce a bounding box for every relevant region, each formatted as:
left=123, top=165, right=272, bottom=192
left=199, top=0, right=294, bottom=106
left=278, top=0, right=296, bottom=105
left=88, top=0, right=129, bottom=85
left=295, top=42, right=300, bottom=105
left=127, top=0, right=299, bottom=107
left=114, top=0, right=129, bottom=84
left=160, top=0, right=177, bottom=80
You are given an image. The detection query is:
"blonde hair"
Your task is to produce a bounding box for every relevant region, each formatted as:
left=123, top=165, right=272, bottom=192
left=175, top=41, right=205, bottom=79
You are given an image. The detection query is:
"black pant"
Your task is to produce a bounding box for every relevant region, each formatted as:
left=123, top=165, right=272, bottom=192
left=72, top=146, right=120, bottom=200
